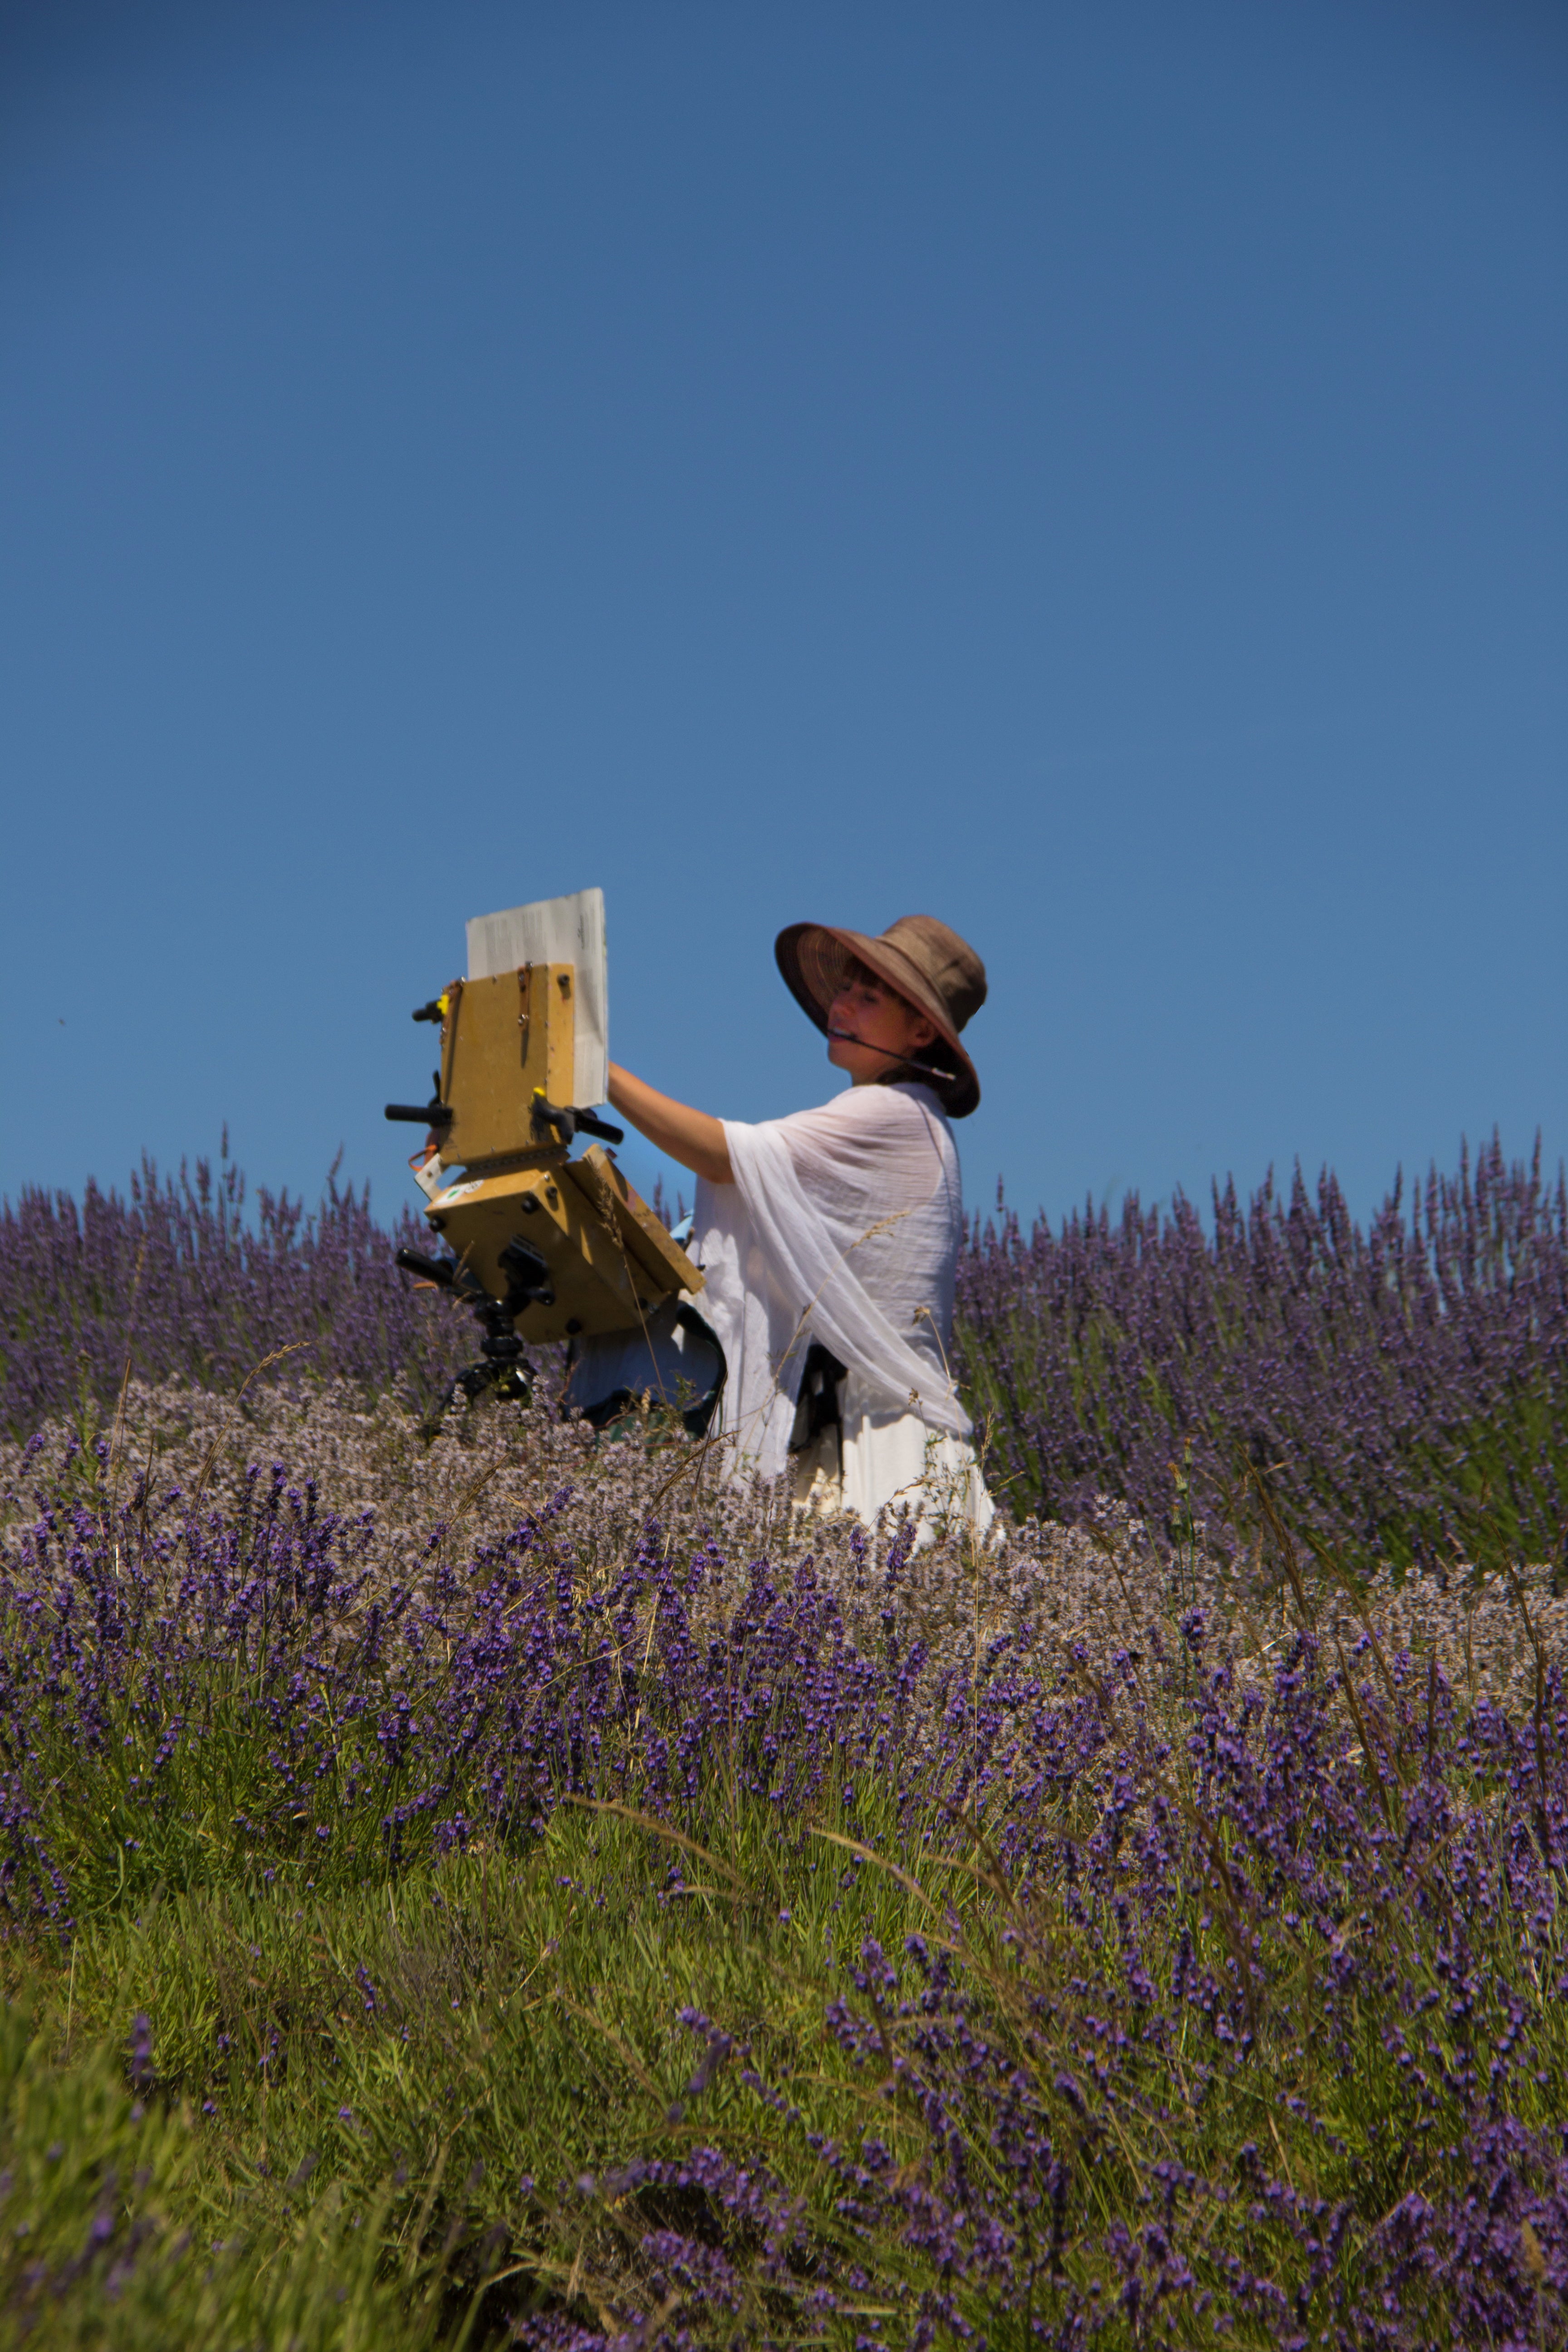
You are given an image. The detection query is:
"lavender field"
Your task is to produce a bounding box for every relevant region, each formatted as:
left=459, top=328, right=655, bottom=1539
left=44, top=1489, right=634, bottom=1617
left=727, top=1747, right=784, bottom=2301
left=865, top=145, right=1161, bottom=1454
left=0, top=1142, right=1563, bottom=2347
left=956, top=1133, right=1568, bottom=1582
left=4, top=1132, right=1565, bottom=1578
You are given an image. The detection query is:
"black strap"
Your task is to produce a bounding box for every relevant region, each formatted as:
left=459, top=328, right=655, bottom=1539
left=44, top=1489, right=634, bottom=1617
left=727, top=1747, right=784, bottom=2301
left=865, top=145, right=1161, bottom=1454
left=789, top=1341, right=847, bottom=1453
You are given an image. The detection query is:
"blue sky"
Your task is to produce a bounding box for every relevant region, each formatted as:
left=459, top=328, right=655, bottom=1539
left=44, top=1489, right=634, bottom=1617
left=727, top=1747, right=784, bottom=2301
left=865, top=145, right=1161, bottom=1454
left=2, top=0, right=1563, bottom=1235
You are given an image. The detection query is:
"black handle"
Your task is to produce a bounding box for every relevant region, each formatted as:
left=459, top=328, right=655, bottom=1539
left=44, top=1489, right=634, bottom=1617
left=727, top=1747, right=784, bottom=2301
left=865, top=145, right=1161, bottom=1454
left=531, top=1097, right=624, bottom=1147
left=574, top=1109, right=625, bottom=1144
left=395, top=1246, right=486, bottom=1302
left=395, top=1246, right=454, bottom=1287
left=384, top=1100, right=453, bottom=1127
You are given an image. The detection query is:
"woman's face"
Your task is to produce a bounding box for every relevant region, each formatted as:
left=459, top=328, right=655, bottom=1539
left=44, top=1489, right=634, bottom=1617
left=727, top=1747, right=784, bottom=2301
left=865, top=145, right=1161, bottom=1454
left=826, top=970, right=938, bottom=1085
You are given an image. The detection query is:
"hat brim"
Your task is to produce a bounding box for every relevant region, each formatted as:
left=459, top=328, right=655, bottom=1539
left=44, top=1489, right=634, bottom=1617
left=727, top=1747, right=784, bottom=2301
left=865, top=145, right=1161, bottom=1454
left=774, top=922, right=980, bottom=1118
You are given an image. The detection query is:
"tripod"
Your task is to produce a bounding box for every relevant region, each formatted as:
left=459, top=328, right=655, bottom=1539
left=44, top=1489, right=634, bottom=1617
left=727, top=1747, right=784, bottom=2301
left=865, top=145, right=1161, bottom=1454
left=396, top=1236, right=556, bottom=1434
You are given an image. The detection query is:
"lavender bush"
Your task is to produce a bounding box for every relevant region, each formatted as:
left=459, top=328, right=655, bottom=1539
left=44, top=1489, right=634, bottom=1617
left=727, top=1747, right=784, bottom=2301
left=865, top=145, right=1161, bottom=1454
left=0, top=1383, right=1562, bottom=2346
left=0, top=1141, right=471, bottom=1439
left=956, top=1131, right=1568, bottom=1578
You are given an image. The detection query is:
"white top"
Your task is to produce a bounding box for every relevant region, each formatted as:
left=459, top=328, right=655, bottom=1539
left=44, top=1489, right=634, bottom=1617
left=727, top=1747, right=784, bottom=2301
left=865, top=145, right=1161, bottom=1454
left=691, top=1081, right=972, bottom=1485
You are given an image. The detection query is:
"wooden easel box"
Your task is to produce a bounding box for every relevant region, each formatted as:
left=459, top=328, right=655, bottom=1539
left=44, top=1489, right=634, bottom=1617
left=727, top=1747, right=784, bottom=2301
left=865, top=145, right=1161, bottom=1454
left=424, top=965, right=702, bottom=1340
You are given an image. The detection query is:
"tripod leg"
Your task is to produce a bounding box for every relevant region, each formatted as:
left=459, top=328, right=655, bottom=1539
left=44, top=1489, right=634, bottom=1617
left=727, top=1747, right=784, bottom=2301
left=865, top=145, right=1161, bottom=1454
left=418, top=1380, right=461, bottom=1444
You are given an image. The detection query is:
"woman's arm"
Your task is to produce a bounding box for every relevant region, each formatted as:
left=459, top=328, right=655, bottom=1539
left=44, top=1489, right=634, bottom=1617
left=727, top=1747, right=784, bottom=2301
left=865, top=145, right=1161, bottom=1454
left=606, top=1063, right=733, bottom=1185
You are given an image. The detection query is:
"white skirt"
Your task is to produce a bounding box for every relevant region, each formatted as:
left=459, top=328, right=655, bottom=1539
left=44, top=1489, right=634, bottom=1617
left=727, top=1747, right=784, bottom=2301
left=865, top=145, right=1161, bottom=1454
left=791, top=1371, right=996, bottom=1541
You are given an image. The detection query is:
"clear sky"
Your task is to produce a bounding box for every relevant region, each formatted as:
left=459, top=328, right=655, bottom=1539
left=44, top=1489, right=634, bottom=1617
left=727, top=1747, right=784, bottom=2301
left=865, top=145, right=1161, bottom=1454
left=2, top=0, right=1563, bottom=1235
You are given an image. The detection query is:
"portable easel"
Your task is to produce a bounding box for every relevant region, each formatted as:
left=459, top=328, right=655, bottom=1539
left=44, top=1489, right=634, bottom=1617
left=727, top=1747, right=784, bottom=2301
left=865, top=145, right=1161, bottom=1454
left=386, top=896, right=702, bottom=1412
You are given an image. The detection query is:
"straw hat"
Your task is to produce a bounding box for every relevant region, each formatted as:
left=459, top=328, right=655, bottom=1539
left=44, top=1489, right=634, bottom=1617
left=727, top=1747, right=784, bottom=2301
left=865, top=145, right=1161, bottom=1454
left=774, top=914, right=986, bottom=1118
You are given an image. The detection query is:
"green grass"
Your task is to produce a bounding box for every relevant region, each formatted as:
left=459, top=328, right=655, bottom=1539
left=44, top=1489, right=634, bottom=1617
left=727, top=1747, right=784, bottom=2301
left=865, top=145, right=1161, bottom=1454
left=0, top=1391, right=1563, bottom=2344
left=0, top=1798, right=947, bottom=2346
left=3, top=1759, right=1565, bottom=2348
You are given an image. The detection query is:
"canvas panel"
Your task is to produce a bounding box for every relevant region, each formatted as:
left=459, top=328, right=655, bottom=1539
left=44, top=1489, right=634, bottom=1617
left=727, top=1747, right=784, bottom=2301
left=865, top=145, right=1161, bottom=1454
left=466, top=886, right=608, bottom=1107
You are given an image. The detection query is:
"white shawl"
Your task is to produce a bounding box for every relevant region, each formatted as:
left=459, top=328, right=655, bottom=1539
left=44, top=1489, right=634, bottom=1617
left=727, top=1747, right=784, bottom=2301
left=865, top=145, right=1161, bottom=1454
left=690, top=1081, right=972, bottom=1482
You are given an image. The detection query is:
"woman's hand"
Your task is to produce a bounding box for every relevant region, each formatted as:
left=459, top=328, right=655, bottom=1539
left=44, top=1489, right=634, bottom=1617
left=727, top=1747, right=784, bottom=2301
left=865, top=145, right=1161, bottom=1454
left=606, top=1064, right=733, bottom=1185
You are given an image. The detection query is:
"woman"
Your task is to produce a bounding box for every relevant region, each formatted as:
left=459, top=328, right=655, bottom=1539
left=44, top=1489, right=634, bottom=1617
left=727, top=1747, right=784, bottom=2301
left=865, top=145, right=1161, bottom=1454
left=606, top=914, right=995, bottom=1535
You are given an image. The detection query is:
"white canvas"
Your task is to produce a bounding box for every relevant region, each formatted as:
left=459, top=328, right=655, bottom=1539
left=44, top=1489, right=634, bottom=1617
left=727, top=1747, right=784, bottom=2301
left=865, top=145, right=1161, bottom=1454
left=465, top=886, right=608, bottom=1108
